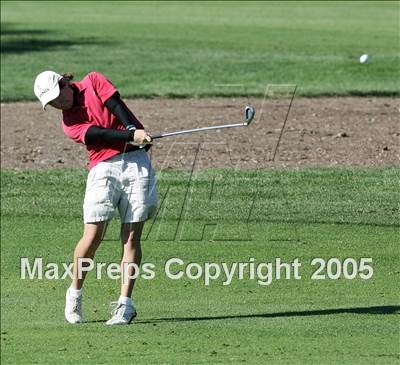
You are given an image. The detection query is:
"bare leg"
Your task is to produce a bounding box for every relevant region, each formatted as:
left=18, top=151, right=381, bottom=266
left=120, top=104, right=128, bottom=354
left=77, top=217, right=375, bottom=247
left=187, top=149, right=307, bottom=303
left=120, top=222, right=144, bottom=298
left=71, top=222, right=108, bottom=290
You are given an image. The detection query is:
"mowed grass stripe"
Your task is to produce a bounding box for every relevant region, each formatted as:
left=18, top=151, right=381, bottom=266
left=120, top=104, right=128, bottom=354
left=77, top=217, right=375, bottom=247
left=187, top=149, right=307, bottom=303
left=2, top=168, right=399, bottom=228
left=1, top=168, right=399, bottom=364
left=1, top=1, right=399, bottom=100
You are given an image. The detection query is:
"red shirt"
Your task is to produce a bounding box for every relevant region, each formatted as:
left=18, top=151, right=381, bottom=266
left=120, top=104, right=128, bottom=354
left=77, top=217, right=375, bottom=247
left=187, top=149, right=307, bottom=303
left=62, top=72, right=143, bottom=169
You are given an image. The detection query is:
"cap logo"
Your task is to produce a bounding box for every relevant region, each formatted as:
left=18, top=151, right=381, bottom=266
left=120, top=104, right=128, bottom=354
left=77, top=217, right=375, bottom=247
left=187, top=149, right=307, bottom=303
left=38, top=87, right=50, bottom=98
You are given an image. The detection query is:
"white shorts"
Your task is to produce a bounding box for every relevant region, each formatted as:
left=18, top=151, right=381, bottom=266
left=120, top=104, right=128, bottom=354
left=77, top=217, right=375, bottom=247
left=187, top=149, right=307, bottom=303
left=83, top=149, right=158, bottom=224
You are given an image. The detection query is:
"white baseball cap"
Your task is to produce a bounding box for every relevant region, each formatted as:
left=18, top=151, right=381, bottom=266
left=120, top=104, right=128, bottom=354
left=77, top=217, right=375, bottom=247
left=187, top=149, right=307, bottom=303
left=34, top=71, right=63, bottom=109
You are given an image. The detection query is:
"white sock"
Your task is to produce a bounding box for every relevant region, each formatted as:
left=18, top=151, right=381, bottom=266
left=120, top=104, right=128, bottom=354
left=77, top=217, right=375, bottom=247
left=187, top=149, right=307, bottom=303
left=119, top=296, right=132, bottom=306
left=69, top=286, right=83, bottom=298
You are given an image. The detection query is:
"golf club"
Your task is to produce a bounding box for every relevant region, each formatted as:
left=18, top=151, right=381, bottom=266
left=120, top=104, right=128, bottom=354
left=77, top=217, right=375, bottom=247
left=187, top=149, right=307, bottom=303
left=151, top=105, right=255, bottom=140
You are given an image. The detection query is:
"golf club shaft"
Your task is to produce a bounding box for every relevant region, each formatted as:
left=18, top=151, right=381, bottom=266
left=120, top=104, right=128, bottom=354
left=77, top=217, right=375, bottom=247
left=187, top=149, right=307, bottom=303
left=152, top=122, right=246, bottom=139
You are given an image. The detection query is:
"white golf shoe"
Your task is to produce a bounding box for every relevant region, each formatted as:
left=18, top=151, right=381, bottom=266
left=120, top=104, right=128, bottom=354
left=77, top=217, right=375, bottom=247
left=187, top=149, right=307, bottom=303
left=106, top=301, right=137, bottom=325
left=64, top=287, right=83, bottom=324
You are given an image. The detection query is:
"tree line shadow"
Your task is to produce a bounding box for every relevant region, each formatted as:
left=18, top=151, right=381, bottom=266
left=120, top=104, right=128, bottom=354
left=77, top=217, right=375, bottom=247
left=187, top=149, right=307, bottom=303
left=1, top=23, right=108, bottom=54
left=84, top=305, right=399, bottom=324
left=135, top=305, right=400, bottom=325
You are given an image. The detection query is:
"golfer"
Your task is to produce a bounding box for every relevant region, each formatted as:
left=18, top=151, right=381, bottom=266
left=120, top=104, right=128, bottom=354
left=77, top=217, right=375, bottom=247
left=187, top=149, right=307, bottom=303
left=34, top=71, right=158, bottom=325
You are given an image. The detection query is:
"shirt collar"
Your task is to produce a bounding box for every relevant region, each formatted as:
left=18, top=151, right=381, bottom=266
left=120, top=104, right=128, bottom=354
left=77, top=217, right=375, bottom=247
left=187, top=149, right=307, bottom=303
left=70, top=82, right=86, bottom=107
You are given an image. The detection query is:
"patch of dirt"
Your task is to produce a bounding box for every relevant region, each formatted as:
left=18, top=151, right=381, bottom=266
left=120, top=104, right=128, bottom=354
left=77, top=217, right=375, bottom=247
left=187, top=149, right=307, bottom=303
left=1, top=97, right=399, bottom=170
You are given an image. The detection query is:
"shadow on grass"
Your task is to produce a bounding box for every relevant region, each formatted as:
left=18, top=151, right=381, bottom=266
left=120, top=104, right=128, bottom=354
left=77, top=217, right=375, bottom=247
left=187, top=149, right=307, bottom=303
left=1, top=38, right=107, bottom=54
left=1, top=23, right=108, bottom=54
left=1, top=28, right=49, bottom=36
left=135, top=305, right=400, bottom=324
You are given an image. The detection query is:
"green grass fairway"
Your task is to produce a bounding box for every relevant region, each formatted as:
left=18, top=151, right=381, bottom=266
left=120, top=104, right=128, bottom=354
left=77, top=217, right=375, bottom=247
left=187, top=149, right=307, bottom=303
left=1, top=168, right=399, bottom=364
left=1, top=1, right=399, bottom=100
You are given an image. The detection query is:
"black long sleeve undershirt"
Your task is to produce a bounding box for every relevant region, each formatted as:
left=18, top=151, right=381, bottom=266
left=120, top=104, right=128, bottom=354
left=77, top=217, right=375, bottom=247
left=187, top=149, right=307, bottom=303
left=104, top=92, right=142, bottom=131
left=84, top=126, right=134, bottom=145
left=84, top=92, right=151, bottom=150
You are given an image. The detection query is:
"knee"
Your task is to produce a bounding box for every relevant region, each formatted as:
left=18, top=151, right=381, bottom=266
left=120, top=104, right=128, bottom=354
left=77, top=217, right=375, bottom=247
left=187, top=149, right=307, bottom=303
left=81, top=231, right=103, bottom=249
left=124, top=236, right=141, bottom=250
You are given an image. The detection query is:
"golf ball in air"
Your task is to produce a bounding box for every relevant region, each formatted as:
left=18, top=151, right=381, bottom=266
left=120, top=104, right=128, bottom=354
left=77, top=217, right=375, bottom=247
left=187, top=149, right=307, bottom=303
left=359, top=54, right=369, bottom=63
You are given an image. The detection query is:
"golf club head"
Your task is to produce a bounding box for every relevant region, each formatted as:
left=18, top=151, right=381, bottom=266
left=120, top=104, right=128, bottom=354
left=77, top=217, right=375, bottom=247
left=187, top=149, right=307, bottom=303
left=245, top=106, right=255, bottom=125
